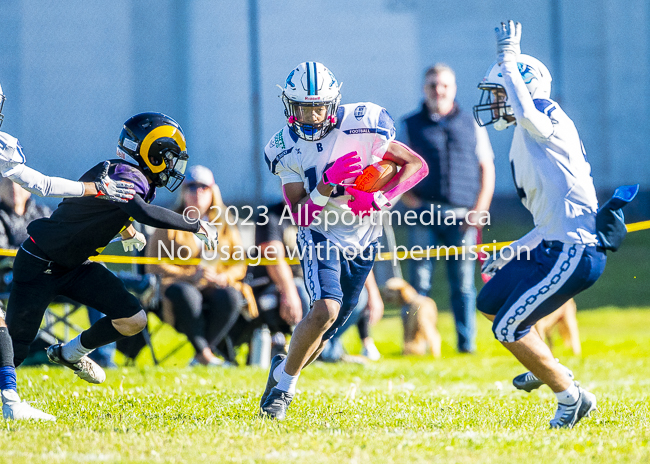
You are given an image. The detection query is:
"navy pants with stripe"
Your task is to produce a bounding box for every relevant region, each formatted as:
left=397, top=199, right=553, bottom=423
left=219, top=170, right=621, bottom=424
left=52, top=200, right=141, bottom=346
left=297, top=228, right=377, bottom=341
left=477, top=241, right=606, bottom=343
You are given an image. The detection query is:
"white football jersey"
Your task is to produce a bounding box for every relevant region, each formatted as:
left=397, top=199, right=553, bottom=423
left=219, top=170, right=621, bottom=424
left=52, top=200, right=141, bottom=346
left=0, top=131, right=26, bottom=176
left=509, top=99, right=599, bottom=245
left=264, top=102, right=396, bottom=251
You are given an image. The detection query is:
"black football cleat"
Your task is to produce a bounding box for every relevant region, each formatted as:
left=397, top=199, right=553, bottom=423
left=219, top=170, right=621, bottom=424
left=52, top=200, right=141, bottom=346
left=260, top=387, right=293, bottom=421
left=259, top=354, right=286, bottom=408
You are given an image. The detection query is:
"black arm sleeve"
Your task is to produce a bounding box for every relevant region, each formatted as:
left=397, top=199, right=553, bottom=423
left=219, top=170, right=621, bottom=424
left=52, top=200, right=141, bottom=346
left=118, top=194, right=200, bottom=233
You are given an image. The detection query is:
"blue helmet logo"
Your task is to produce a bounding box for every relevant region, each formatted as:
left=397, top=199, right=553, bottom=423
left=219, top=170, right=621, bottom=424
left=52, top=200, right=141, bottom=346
left=286, top=70, right=297, bottom=89
left=327, top=69, right=337, bottom=88
left=517, top=63, right=537, bottom=85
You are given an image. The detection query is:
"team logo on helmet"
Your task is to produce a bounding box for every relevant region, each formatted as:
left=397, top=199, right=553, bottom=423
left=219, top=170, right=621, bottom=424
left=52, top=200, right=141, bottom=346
left=327, top=70, right=337, bottom=88
left=517, top=63, right=537, bottom=85
left=286, top=70, right=297, bottom=90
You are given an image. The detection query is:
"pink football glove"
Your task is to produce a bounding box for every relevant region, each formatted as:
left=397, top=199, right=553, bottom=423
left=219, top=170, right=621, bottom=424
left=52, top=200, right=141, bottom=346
left=322, top=151, right=364, bottom=186
left=346, top=186, right=380, bottom=217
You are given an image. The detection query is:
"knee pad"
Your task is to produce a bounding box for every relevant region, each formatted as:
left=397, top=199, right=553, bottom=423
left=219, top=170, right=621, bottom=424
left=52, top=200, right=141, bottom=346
left=112, top=310, right=147, bottom=336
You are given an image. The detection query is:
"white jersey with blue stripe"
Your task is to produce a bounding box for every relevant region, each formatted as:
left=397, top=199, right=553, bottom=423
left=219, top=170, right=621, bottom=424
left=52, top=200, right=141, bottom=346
left=508, top=100, right=599, bottom=245
left=0, top=131, right=27, bottom=175
left=264, top=102, right=395, bottom=251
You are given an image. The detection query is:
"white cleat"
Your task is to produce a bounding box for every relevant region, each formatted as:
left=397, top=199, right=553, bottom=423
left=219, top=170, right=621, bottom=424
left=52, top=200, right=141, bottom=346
left=550, top=386, right=597, bottom=429
left=2, top=389, right=56, bottom=421
left=47, top=343, right=106, bottom=384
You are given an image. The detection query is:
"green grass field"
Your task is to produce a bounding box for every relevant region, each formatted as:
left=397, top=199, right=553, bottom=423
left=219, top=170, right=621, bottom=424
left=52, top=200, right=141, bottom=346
left=3, top=227, right=649, bottom=463
left=2, top=307, right=649, bottom=464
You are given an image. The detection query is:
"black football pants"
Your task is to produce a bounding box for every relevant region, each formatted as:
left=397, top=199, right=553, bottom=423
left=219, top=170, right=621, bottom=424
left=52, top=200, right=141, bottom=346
left=6, top=242, right=142, bottom=367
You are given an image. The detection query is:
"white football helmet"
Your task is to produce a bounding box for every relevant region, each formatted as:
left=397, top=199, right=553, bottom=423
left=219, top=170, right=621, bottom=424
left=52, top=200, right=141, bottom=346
left=280, top=62, right=341, bottom=141
left=473, top=54, right=552, bottom=130
left=0, top=83, right=5, bottom=128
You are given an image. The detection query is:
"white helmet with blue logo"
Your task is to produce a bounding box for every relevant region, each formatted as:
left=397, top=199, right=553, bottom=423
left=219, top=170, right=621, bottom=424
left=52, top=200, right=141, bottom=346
left=473, top=54, right=552, bottom=130
left=280, top=62, right=341, bottom=141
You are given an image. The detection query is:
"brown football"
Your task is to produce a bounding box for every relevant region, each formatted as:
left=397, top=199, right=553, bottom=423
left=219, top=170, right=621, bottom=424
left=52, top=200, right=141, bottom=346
left=354, top=160, right=398, bottom=192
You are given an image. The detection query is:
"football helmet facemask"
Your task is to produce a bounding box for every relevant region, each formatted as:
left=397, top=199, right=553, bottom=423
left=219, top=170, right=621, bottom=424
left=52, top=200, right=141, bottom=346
left=117, top=112, right=188, bottom=192
left=280, top=62, right=341, bottom=141
left=473, top=54, right=552, bottom=130
left=0, top=83, right=6, bottom=128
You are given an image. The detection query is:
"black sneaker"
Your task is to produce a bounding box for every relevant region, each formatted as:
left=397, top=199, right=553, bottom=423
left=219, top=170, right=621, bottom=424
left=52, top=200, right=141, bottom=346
left=46, top=343, right=106, bottom=384
left=260, top=387, right=293, bottom=420
left=550, top=386, right=597, bottom=429
left=259, top=354, right=286, bottom=408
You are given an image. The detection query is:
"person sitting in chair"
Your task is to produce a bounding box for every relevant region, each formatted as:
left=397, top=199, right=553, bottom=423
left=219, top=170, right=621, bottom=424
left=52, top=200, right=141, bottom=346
left=225, top=202, right=309, bottom=361
left=145, top=165, right=257, bottom=366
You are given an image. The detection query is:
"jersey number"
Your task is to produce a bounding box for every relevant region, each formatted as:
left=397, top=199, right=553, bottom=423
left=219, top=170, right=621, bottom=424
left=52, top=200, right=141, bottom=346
left=305, top=163, right=345, bottom=198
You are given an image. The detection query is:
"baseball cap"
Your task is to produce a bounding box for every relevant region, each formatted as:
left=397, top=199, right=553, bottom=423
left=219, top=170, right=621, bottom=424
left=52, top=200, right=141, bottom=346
left=186, top=165, right=215, bottom=187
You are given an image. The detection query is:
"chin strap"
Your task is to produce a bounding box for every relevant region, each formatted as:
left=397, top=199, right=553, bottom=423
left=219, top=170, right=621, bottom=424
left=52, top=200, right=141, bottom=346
left=381, top=141, right=429, bottom=203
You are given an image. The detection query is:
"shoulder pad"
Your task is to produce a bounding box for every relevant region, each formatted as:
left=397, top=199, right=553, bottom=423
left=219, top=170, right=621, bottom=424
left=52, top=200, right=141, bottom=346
left=266, top=127, right=295, bottom=153
left=112, top=161, right=150, bottom=195
left=0, top=132, right=25, bottom=164
left=264, top=127, right=296, bottom=175
left=337, top=102, right=395, bottom=139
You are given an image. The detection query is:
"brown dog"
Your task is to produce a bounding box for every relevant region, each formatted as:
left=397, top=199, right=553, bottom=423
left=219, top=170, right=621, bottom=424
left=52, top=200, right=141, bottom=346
left=534, top=298, right=581, bottom=355
left=383, top=277, right=441, bottom=358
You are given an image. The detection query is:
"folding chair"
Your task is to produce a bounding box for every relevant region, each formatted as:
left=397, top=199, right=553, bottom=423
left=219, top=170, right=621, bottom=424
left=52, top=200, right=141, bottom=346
left=38, top=297, right=86, bottom=345
left=0, top=292, right=83, bottom=346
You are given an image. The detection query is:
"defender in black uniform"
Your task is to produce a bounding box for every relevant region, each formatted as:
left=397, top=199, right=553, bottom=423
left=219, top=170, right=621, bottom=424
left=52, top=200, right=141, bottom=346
left=5, top=112, right=218, bottom=385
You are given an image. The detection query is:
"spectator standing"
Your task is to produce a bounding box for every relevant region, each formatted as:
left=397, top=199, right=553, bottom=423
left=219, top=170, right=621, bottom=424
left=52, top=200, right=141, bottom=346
left=399, top=63, right=495, bottom=353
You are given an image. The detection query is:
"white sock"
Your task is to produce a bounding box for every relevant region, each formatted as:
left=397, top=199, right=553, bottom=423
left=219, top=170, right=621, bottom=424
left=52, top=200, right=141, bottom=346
left=273, top=358, right=287, bottom=382
left=555, top=383, right=580, bottom=405
left=276, top=369, right=299, bottom=395
left=61, top=335, right=94, bottom=363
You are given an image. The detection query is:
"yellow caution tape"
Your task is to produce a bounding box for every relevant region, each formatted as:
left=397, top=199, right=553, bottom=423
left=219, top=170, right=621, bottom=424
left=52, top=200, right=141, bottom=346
left=0, top=220, right=647, bottom=267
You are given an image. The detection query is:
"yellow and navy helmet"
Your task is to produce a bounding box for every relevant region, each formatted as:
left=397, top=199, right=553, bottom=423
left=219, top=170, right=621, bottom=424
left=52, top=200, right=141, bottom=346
left=117, top=112, right=188, bottom=192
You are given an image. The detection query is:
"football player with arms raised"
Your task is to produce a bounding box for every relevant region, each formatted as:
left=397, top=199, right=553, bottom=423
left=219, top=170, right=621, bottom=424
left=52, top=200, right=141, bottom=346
left=0, top=82, right=137, bottom=421
left=474, top=22, right=635, bottom=429
left=260, top=62, right=428, bottom=420
left=3, top=112, right=218, bottom=421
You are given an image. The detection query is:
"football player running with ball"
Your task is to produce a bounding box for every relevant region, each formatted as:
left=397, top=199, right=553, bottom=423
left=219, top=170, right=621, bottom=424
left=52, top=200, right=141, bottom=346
left=473, top=21, right=610, bottom=428
left=260, top=62, right=428, bottom=420
left=3, top=112, right=218, bottom=421
left=0, top=82, right=137, bottom=421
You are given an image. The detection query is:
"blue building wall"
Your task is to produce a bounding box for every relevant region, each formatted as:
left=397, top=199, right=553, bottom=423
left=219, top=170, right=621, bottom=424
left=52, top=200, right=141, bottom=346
left=0, top=0, right=647, bottom=207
